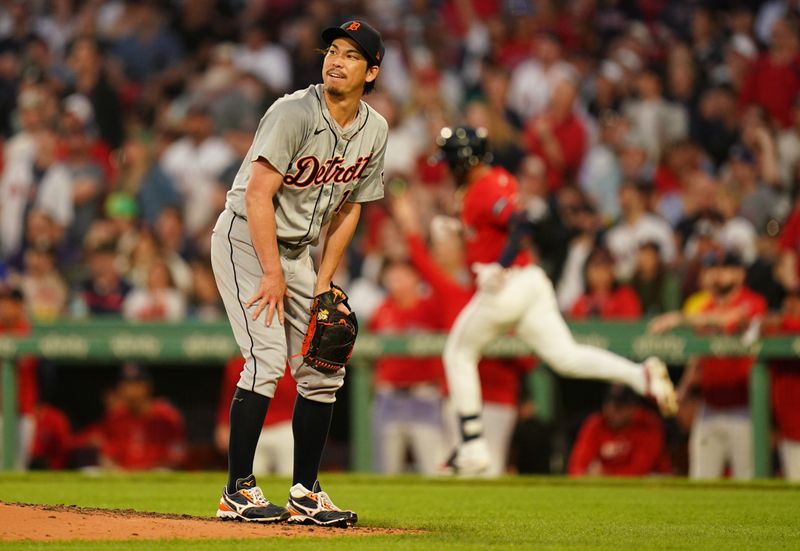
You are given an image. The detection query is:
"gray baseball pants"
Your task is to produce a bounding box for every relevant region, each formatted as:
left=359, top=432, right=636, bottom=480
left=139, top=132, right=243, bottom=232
left=210, top=209, right=345, bottom=403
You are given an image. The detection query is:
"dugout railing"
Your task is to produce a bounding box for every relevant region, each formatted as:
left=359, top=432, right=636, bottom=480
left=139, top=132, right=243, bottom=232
left=2, top=320, right=797, bottom=477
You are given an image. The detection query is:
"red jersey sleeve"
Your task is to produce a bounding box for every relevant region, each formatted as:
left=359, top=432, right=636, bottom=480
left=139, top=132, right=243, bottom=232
left=485, top=176, right=518, bottom=228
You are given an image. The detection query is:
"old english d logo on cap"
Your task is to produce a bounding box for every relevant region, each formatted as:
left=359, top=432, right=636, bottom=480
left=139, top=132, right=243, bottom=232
left=321, top=20, right=385, bottom=67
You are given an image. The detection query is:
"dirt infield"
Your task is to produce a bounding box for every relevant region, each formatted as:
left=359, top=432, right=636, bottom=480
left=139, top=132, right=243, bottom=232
left=0, top=502, right=410, bottom=541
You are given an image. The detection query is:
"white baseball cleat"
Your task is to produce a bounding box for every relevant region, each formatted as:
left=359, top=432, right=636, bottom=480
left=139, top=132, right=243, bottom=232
left=286, top=481, right=357, bottom=527
left=441, top=437, right=492, bottom=476
left=642, top=357, right=678, bottom=417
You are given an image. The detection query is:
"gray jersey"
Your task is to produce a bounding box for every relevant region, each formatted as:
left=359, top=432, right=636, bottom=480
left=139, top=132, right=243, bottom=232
left=225, top=84, right=387, bottom=248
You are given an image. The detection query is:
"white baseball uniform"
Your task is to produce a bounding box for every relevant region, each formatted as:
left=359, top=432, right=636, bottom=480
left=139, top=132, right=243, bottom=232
left=443, top=167, right=647, bottom=427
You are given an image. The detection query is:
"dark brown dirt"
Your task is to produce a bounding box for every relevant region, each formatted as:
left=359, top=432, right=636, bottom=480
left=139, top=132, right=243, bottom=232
left=0, top=502, right=411, bottom=541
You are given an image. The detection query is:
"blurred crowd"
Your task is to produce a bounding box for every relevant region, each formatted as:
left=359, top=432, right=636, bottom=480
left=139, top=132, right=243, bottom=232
left=1, top=0, right=800, bottom=479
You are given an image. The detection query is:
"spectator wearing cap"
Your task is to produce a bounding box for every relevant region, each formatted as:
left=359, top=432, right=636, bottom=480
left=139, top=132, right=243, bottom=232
left=507, top=31, right=574, bottom=121
left=740, top=17, right=800, bottom=129
left=605, top=180, right=676, bottom=281
left=159, top=104, right=234, bottom=237
left=93, top=363, right=186, bottom=470
left=568, top=385, right=667, bottom=477
left=649, top=251, right=767, bottom=480
left=523, top=77, right=587, bottom=192
left=568, top=246, right=642, bottom=320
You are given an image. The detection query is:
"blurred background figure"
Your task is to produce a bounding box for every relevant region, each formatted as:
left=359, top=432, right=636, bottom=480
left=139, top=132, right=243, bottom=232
left=88, top=363, right=185, bottom=471
left=568, top=385, right=666, bottom=477
left=568, top=246, right=642, bottom=320
left=650, top=252, right=767, bottom=480
left=369, top=260, right=446, bottom=475
left=122, top=258, right=186, bottom=322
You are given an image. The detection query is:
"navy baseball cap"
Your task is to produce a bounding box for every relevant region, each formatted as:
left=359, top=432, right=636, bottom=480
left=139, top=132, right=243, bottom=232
left=322, top=20, right=385, bottom=67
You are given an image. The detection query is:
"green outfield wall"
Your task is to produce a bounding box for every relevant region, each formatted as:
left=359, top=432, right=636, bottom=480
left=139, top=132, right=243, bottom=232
left=2, top=320, right=798, bottom=477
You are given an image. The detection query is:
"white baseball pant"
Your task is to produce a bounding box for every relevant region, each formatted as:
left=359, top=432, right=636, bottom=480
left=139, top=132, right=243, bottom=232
left=371, top=385, right=446, bottom=475
left=689, top=403, right=753, bottom=480
left=211, top=209, right=344, bottom=403
left=444, top=265, right=646, bottom=419
left=779, top=439, right=800, bottom=482
left=252, top=422, right=294, bottom=477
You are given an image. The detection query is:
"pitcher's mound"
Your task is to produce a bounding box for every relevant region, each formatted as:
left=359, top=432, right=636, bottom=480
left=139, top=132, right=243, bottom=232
left=0, top=502, right=410, bottom=541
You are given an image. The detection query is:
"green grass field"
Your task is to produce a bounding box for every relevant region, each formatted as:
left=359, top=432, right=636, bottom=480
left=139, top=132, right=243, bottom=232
left=0, top=472, right=798, bottom=550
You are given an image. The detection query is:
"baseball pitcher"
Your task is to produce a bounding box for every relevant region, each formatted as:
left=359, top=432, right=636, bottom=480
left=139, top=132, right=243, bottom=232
left=211, top=20, right=387, bottom=526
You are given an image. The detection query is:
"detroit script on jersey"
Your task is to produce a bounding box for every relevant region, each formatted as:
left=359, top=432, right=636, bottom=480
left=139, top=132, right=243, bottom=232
left=283, top=154, right=373, bottom=187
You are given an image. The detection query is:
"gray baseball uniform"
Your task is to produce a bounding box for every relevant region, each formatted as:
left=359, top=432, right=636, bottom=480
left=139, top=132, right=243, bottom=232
left=211, top=84, right=387, bottom=403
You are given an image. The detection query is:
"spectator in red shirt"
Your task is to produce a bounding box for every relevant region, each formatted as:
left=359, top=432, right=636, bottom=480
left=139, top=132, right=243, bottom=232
left=29, top=404, right=72, bottom=470
left=568, top=385, right=666, bottom=477
left=650, top=251, right=767, bottom=480
left=739, top=17, right=800, bottom=129
left=95, top=363, right=186, bottom=470
left=569, top=246, right=643, bottom=320
left=523, top=77, right=587, bottom=192
left=369, top=260, right=446, bottom=475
